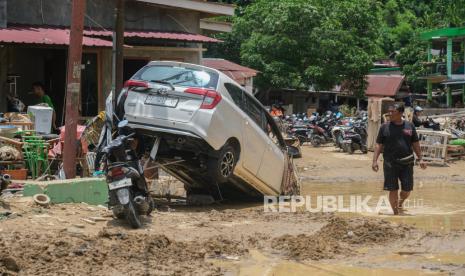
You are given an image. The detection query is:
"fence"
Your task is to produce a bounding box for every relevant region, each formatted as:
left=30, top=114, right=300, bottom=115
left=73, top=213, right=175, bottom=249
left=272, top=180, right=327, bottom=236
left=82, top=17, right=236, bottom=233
left=417, top=129, right=450, bottom=165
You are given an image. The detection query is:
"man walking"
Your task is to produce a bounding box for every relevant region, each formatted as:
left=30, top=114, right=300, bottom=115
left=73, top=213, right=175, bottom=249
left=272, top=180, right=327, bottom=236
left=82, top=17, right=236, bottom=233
left=372, top=104, right=427, bottom=215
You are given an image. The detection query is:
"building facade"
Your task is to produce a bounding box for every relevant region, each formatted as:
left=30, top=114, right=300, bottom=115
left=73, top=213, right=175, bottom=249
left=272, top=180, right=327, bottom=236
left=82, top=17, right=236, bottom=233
left=0, top=0, right=234, bottom=123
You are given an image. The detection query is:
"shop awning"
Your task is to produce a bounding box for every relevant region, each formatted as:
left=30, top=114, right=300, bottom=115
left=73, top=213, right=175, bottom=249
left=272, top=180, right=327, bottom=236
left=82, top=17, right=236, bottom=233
left=84, top=29, right=220, bottom=43
left=0, top=25, right=113, bottom=47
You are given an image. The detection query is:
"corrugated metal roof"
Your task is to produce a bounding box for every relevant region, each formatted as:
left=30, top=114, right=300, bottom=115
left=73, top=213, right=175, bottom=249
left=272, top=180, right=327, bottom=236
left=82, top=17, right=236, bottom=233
left=0, top=25, right=112, bottom=47
left=84, top=29, right=220, bottom=43
left=202, top=58, right=258, bottom=84
left=365, top=75, right=405, bottom=97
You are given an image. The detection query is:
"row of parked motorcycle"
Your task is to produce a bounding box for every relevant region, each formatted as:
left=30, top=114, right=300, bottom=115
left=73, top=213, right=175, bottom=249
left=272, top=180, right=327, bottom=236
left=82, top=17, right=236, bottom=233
left=281, top=111, right=368, bottom=154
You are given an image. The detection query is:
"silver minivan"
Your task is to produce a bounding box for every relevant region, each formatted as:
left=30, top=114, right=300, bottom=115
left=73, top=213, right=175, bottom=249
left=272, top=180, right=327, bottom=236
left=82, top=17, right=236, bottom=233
left=117, top=61, right=299, bottom=199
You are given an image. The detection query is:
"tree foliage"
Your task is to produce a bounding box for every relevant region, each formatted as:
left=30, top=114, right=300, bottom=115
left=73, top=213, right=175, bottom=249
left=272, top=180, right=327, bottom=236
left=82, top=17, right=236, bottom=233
left=207, top=0, right=465, bottom=95
left=210, top=0, right=381, bottom=97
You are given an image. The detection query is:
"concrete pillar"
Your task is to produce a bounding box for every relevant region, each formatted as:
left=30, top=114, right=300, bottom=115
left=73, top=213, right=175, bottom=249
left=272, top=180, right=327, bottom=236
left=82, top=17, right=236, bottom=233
left=427, top=41, right=432, bottom=62
left=427, top=41, right=433, bottom=104
left=446, top=39, right=453, bottom=107
left=427, top=81, right=432, bottom=104
left=446, top=87, right=452, bottom=108
left=461, top=40, right=465, bottom=105
left=447, top=38, right=452, bottom=78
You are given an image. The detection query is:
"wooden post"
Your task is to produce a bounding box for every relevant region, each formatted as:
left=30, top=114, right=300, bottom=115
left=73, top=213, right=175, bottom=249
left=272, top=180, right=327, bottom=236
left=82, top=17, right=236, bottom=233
left=63, top=0, right=86, bottom=179
left=113, top=0, right=125, bottom=105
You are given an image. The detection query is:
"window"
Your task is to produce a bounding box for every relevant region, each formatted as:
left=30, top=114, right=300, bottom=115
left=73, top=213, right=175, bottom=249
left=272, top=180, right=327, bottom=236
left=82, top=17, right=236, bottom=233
left=225, top=82, right=268, bottom=133
left=244, top=93, right=267, bottom=132
left=132, top=65, right=219, bottom=89
left=224, top=83, right=244, bottom=108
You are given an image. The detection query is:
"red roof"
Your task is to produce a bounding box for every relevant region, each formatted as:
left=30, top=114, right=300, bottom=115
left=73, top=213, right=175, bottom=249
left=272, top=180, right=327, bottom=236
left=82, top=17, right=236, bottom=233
left=84, top=29, right=220, bottom=43
left=365, top=75, right=405, bottom=97
left=202, top=58, right=258, bottom=84
left=0, top=25, right=112, bottom=47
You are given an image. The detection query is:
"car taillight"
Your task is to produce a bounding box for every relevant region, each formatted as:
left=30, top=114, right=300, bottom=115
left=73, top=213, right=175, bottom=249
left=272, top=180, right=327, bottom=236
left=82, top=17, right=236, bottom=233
left=184, top=88, right=222, bottom=109
left=109, top=167, right=125, bottom=178
left=124, top=80, right=149, bottom=88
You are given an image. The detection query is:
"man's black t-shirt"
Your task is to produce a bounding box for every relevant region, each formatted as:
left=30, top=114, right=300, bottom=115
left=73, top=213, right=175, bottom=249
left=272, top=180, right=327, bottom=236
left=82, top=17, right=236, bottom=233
left=376, top=121, right=419, bottom=161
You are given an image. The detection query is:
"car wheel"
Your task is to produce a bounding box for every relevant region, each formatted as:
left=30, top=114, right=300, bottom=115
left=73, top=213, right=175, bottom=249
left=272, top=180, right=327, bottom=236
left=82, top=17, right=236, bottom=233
left=209, top=144, right=237, bottom=183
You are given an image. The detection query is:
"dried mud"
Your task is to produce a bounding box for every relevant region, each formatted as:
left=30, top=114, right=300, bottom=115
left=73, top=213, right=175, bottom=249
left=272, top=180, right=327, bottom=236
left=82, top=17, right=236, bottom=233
left=0, top=205, right=415, bottom=276
left=272, top=217, right=411, bottom=260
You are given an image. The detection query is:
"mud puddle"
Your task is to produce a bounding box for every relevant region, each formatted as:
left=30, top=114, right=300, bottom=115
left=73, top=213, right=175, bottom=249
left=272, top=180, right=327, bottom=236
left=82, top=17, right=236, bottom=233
left=301, top=181, right=465, bottom=232
left=215, top=250, right=453, bottom=276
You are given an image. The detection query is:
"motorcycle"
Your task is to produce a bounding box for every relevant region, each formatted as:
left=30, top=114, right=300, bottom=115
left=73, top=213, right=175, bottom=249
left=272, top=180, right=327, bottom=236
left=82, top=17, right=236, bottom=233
left=97, top=119, right=154, bottom=228
left=422, top=117, right=441, bottom=131
left=289, top=125, right=314, bottom=145
left=341, top=123, right=368, bottom=154
left=94, top=92, right=155, bottom=228
left=331, top=124, right=350, bottom=150
left=309, top=117, right=335, bottom=147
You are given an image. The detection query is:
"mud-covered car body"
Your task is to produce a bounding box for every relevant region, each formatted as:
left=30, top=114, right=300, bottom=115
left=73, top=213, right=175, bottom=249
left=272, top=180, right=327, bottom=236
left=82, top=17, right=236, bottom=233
left=116, top=61, right=299, bottom=198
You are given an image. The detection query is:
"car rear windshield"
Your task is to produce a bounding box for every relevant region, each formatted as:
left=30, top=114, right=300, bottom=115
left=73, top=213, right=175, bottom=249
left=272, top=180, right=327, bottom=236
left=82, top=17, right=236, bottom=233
left=132, top=65, right=219, bottom=89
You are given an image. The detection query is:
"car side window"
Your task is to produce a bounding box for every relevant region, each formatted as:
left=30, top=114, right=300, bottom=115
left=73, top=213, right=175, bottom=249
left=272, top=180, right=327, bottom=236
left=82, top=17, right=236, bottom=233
left=225, top=83, right=267, bottom=133
left=243, top=93, right=267, bottom=132
left=224, top=83, right=244, bottom=109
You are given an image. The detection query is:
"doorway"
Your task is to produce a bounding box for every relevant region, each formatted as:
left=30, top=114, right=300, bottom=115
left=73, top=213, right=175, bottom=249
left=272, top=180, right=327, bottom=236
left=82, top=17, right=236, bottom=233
left=81, top=53, right=99, bottom=117
left=124, top=58, right=149, bottom=82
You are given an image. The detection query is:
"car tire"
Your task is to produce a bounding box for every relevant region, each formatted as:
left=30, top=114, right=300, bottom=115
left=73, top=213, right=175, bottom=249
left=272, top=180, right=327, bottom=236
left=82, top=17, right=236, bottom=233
left=208, top=144, right=238, bottom=183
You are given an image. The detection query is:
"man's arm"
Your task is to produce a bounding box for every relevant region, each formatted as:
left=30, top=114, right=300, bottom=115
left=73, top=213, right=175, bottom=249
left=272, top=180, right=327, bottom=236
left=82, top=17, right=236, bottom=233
left=412, top=141, right=427, bottom=169
left=372, top=143, right=383, bottom=172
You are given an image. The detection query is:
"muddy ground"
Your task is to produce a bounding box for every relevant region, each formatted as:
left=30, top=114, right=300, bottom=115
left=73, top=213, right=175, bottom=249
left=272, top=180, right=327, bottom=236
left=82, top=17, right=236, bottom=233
left=1, top=145, right=465, bottom=275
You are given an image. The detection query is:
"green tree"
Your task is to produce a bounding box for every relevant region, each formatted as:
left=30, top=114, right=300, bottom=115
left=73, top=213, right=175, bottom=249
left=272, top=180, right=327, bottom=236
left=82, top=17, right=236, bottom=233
left=232, top=0, right=381, bottom=97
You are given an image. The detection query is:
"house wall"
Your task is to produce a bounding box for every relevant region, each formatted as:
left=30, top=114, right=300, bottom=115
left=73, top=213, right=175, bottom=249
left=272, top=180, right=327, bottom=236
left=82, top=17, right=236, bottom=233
left=7, top=0, right=200, bottom=33
left=0, top=46, right=7, bottom=112
left=98, top=46, right=201, bottom=109
left=267, top=89, right=319, bottom=114
left=0, top=0, right=6, bottom=28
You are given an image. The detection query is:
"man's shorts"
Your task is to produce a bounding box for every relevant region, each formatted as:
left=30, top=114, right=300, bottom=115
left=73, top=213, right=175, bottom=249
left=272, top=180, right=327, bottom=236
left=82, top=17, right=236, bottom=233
left=383, top=161, right=414, bottom=191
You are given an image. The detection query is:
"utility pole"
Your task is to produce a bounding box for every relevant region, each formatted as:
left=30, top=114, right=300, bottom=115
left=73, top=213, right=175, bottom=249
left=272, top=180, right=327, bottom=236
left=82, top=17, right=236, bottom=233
left=113, top=0, right=125, bottom=106
left=63, top=0, right=86, bottom=179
